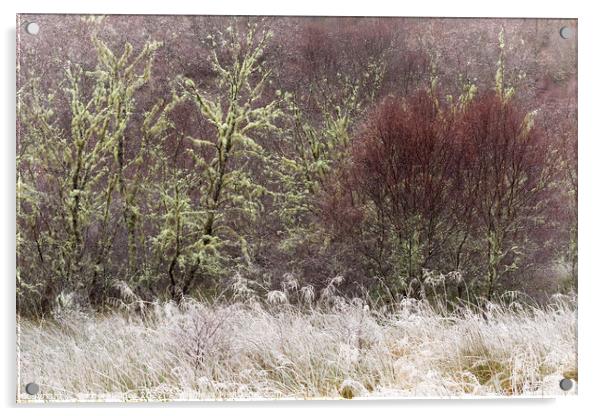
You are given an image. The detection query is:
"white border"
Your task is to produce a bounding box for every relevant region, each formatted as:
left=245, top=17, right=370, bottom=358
left=2, top=1, right=600, bottom=415
left=7, top=0, right=585, bottom=18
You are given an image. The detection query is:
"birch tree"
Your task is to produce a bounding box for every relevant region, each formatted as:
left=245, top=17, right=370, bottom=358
left=169, top=22, right=282, bottom=297
left=17, top=36, right=163, bottom=313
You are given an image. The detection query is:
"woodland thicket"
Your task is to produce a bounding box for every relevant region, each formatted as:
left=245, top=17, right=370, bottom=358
left=17, top=16, right=577, bottom=316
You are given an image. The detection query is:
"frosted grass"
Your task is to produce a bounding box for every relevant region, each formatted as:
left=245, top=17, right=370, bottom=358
left=17, top=295, right=577, bottom=402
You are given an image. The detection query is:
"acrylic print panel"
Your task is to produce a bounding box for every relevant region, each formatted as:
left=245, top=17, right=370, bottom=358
left=16, top=14, right=577, bottom=402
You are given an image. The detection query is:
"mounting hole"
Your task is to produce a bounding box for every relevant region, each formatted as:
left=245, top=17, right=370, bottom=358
left=559, top=26, right=572, bottom=39
left=559, top=378, right=573, bottom=391
left=25, top=22, right=40, bottom=35
left=25, top=382, right=40, bottom=395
